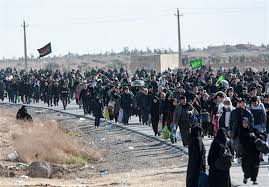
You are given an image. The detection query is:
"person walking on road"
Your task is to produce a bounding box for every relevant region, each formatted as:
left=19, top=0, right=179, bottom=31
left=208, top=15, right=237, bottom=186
left=110, top=87, right=121, bottom=123
left=186, top=126, right=206, bottom=187
left=173, top=96, right=192, bottom=147
left=52, top=81, right=60, bottom=106
left=239, top=116, right=261, bottom=185
left=60, top=83, right=70, bottom=110
left=208, top=128, right=233, bottom=187
left=230, top=98, right=244, bottom=160
left=80, top=85, right=91, bottom=115
left=218, top=97, right=235, bottom=132
left=263, top=94, right=269, bottom=133
left=139, top=88, right=150, bottom=125
left=120, top=86, right=133, bottom=125
left=93, top=95, right=103, bottom=128
left=248, top=96, right=266, bottom=133
left=150, top=91, right=160, bottom=136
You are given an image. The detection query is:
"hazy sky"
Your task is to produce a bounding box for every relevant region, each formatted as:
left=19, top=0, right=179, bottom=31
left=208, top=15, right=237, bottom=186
left=0, top=0, right=268, bottom=58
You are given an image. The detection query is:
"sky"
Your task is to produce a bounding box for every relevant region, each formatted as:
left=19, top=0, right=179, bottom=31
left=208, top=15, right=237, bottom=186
left=0, top=0, right=268, bottom=58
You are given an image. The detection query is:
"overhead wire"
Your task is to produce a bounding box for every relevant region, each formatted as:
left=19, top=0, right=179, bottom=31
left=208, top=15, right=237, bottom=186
left=1, top=6, right=265, bottom=27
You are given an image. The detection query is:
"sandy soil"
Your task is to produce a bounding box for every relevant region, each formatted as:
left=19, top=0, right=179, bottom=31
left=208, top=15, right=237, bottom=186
left=0, top=167, right=186, bottom=186
left=0, top=104, right=187, bottom=186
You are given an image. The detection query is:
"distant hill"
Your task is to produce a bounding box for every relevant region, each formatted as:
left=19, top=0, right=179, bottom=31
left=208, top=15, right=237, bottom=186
left=1, top=44, right=268, bottom=71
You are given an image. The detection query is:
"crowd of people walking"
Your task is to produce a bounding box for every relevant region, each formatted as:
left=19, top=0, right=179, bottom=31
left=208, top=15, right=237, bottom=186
left=1, top=65, right=269, bottom=186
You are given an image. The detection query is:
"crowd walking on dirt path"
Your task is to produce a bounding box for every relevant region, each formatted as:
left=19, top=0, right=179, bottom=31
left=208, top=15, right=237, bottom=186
left=1, top=65, right=269, bottom=186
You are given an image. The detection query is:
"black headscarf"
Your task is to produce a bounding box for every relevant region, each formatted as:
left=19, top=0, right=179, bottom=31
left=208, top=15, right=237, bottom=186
left=21, top=106, right=27, bottom=113
left=215, top=128, right=228, bottom=144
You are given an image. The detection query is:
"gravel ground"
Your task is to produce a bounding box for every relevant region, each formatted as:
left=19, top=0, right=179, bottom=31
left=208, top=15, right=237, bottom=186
left=30, top=106, right=188, bottom=174
left=0, top=104, right=187, bottom=186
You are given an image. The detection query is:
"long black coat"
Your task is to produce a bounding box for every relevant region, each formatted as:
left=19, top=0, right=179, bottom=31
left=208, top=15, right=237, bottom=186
left=52, top=84, right=60, bottom=98
left=186, top=127, right=206, bottom=187
left=138, top=94, right=150, bottom=112
left=120, top=92, right=133, bottom=110
left=239, top=127, right=261, bottom=180
left=80, top=89, right=92, bottom=105
left=150, top=93, right=160, bottom=122
left=208, top=133, right=233, bottom=187
left=93, top=99, right=103, bottom=118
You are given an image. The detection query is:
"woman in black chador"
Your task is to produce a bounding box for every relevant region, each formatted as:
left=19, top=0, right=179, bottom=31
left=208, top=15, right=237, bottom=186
left=186, top=126, right=206, bottom=187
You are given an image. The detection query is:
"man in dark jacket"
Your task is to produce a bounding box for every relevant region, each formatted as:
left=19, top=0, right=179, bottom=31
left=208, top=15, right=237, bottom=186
left=60, top=83, right=70, bottom=110
left=139, top=88, right=150, bottom=125
left=135, top=88, right=143, bottom=123
left=25, top=81, right=32, bottom=105
left=47, top=82, right=53, bottom=107
left=230, top=98, right=243, bottom=158
left=19, top=80, right=27, bottom=104
left=120, top=86, right=133, bottom=125
left=80, top=85, right=90, bottom=115
left=150, top=91, right=160, bottom=136
left=93, top=95, right=103, bottom=128
left=52, top=82, right=60, bottom=106
left=42, top=82, right=49, bottom=105
left=231, top=98, right=254, bottom=155
left=238, top=87, right=251, bottom=104
left=149, top=74, right=158, bottom=93
left=204, top=78, right=218, bottom=95
left=173, top=96, right=191, bottom=147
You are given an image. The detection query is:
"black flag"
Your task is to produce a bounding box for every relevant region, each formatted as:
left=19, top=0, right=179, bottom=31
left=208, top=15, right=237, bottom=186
left=37, top=43, right=52, bottom=58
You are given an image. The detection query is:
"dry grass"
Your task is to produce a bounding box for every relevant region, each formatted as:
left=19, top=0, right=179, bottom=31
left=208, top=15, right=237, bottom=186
left=0, top=108, right=102, bottom=165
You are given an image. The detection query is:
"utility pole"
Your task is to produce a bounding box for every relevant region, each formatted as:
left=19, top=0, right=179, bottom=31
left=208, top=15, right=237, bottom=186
left=22, top=20, right=28, bottom=72
left=176, top=9, right=183, bottom=66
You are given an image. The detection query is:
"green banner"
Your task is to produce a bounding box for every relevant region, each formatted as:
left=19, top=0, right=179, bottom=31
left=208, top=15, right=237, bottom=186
left=190, top=59, right=203, bottom=69
left=215, top=75, right=225, bottom=86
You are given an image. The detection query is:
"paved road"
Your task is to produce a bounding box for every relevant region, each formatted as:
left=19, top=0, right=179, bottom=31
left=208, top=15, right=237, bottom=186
left=1, top=100, right=269, bottom=186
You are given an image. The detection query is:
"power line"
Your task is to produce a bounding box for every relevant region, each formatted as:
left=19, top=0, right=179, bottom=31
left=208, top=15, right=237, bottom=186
left=2, top=6, right=265, bottom=27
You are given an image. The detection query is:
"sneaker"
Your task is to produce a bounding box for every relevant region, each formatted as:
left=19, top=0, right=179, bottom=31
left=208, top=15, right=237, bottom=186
left=243, top=178, right=248, bottom=184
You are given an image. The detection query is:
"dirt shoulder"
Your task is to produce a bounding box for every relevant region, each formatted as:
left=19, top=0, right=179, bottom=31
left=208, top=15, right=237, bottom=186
left=0, top=167, right=186, bottom=186
left=0, top=104, right=187, bottom=186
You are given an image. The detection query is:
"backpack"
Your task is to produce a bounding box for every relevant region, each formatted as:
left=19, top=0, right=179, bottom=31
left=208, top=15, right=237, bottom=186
left=255, top=138, right=269, bottom=154
left=254, top=131, right=269, bottom=154
left=214, top=139, right=233, bottom=171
